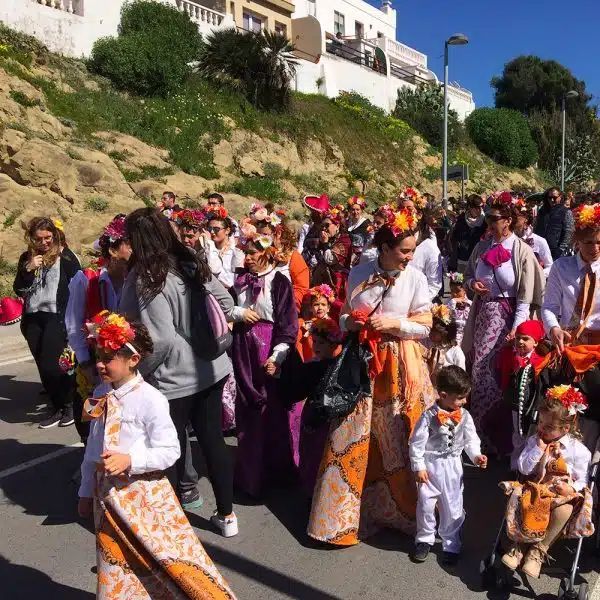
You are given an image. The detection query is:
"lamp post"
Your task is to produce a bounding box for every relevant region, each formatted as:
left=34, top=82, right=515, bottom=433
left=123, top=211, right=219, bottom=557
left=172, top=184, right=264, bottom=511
left=561, top=90, right=579, bottom=192
left=442, top=33, right=469, bottom=210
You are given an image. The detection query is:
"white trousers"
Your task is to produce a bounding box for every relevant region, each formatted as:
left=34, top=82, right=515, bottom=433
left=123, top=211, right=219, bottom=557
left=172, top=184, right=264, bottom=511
left=415, top=455, right=465, bottom=553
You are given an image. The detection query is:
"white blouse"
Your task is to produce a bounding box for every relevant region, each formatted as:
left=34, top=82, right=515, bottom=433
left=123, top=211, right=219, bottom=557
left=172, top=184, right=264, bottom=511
left=79, top=375, right=180, bottom=498
left=65, top=269, right=122, bottom=363
left=340, top=261, right=431, bottom=339
left=411, top=233, right=443, bottom=301
left=542, top=254, right=600, bottom=333
left=231, top=267, right=292, bottom=365
left=207, top=242, right=245, bottom=289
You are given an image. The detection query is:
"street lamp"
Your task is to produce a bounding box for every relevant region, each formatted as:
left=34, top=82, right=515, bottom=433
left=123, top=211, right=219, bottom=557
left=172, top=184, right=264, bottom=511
left=442, top=34, right=469, bottom=209
left=561, top=89, right=579, bottom=192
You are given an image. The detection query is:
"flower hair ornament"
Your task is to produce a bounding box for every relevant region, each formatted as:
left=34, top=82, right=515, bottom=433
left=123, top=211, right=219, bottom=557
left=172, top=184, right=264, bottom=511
left=448, top=272, right=464, bottom=284
left=347, top=196, right=366, bottom=209
left=397, top=187, right=426, bottom=210
left=85, top=311, right=138, bottom=354
left=249, top=203, right=282, bottom=228
left=488, top=191, right=514, bottom=207
left=323, top=204, right=345, bottom=225
left=431, top=303, right=452, bottom=325
left=308, top=284, right=336, bottom=304
left=58, top=346, right=76, bottom=375
left=206, top=205, right=228, bottom=220
left=573, top=204, right=600, bottom=230
left=388, top=207, right=418, bottom=237
left=311, top=317, right=345, bottom=344
left=374, top=204, right=395, bottom=220
left=546, top=385, right=588, bottom=416
left=99, top=215, right=127, bottom=249
left=174, top=209, right=206, bottom=229
left=52, top=218, right=64, bottom=232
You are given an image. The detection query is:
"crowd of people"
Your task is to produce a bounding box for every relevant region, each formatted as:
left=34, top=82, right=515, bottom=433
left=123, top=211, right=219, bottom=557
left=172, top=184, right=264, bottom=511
left=8, top=184, right=600, bottom=597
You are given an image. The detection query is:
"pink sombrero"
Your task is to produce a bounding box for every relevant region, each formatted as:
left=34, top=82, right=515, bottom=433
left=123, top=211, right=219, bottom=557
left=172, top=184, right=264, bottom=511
left=0, top=297, right=23, bottom=325
left=303, top=194, right=330, bottom=214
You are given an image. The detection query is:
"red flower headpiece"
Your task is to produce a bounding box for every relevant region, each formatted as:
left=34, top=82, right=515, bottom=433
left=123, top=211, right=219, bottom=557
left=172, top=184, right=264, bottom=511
left=546, top=385, right=588, bottom=416
left=347, top=196, right=366, bottom=209
left=307, top=284, right=336, bottom=304
left=388, top=207, right=418, bottom=237
left=324, top=204, right=345, bottom=225
left=488, top=191, right=514, bottom=207
left=573, top=204, right=600, bottom=230
left=205, top=205, right=228, bottom=220
left=174, top=209, right=206, bottom=228
left=397, top=187, right=426, bottom=210
left=85, top=311, right=137, bottom=353
left=98, top=216, right=127, bottom=251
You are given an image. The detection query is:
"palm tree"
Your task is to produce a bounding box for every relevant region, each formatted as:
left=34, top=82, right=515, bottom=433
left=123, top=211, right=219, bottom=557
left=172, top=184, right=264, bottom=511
left=198, top=28, right=298, bottom=111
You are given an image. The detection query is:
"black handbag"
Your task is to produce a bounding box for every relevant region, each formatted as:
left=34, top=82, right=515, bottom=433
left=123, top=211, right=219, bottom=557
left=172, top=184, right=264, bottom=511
left=309, top=331, right=373, bottom=422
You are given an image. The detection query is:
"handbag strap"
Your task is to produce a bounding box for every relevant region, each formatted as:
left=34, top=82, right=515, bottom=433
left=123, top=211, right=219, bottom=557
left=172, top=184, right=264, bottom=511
left=351, top=271, right=397, bottom=318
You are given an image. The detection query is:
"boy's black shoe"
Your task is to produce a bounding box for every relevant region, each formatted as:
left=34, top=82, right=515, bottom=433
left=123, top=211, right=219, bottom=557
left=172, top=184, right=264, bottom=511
left=442, top=551, right=460, bottom=566
left=411, top=543, right=431, bottom=563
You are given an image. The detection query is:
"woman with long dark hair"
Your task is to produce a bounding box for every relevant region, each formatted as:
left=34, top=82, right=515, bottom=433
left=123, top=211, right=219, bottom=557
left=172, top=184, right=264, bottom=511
left=120, top=208, right=238, bottom=538
left=14, top=217, right=81, bottom=429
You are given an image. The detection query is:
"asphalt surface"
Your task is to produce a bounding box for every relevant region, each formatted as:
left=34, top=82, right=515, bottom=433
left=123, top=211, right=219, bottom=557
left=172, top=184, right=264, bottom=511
left=1, top=359, right=598, bottom=600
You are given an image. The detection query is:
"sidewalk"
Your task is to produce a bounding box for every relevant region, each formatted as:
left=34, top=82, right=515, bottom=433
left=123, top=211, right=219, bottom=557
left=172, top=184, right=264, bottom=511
left=0, top=323, right=32, bottom=367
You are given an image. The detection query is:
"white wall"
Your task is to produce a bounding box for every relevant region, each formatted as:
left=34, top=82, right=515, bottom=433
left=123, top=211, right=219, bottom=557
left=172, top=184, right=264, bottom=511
left=294, top=0, right=395, bottom=40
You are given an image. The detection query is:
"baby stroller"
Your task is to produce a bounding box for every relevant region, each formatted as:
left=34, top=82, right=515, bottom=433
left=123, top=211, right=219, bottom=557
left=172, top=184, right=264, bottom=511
left=480, top=354, right=600, bottom=599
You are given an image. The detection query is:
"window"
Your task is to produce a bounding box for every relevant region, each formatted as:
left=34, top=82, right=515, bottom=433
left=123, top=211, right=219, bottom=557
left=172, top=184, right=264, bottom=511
left=355, top=21, right=364, bottom=39
left=334, top=11, right=345, bottom=36
left=243, top=11, right=263, bottom=33
left=274, top=22, right=287, bottom=37
left=230, top=2, right=235, bottom=17
left=377, top=31, right=384, bottom=38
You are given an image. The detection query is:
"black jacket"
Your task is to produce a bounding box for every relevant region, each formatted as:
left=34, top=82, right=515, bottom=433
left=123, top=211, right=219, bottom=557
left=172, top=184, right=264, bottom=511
left=449, top=213, right=486, bottom=269
left=14, top=247, right=82, bottom=321
left=533, top=202, right=574, bottom=259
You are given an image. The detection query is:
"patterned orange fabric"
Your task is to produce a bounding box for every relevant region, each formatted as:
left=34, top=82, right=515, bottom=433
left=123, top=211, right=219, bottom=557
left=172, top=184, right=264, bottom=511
left=94, top=391, right=236, bottom=599
left=307, top=339, right=435, bottom=546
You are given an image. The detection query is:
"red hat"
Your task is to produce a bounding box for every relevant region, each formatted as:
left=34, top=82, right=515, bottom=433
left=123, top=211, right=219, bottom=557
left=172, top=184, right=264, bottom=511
left=0, top=297, right=23, bottom=326
left=303, top=194, right=330, bottom=214
left=515, top=320, right=545, bottom=342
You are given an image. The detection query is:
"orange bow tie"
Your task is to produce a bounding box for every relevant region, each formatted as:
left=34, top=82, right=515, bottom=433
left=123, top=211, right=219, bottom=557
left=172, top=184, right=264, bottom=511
left=437, top=409, right=462, bottom=426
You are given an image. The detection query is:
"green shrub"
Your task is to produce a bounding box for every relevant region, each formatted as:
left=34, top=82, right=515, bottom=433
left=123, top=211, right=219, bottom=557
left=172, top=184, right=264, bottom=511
left=3, top=208, right=23, bottom=228
left=108, top=150, right=129, bottom=162
left=218, top=177, right=288, bottom=202
left=263, top=162, right=287, bottom=179
left=89, top=0, right=202, bottom=97
left=85, top=197, right=109, bottom=212
left=466, top=107, right=538, bottom=168
left=9, top=90, right=39, bottom=107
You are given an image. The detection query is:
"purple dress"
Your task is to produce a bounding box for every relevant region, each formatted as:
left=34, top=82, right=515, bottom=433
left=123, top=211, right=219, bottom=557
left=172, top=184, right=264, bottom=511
left=232, top=269, right=300, bottom=498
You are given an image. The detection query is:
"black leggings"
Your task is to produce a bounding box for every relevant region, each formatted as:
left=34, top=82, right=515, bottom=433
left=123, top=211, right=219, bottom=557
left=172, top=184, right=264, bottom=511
left=168, top=378, right=233, bottom=516
left=21, top=312, right=74, bottom=412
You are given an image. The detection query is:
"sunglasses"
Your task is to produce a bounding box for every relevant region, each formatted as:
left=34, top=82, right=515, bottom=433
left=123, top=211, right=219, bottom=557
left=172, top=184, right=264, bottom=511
left=207, top=226, right=223, bottom=234
left=485, top=215, right=505, bottom=223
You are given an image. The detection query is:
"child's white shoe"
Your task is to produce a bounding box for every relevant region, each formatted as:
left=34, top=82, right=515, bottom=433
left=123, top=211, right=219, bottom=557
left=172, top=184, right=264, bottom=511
left=210, top=511, right=239, bottom=538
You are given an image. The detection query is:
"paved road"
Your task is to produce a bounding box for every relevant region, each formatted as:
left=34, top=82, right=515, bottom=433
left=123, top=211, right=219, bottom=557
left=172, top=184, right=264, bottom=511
left=1, top=360, right=598, bottom=600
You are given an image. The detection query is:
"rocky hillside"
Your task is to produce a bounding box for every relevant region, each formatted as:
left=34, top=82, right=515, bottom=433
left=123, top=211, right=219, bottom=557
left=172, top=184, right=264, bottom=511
left=0, top=26, right=550, bottom=294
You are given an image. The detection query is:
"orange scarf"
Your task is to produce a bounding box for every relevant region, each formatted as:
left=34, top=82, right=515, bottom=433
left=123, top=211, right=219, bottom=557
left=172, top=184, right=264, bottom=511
left=536, top=344, right=600, bottom=378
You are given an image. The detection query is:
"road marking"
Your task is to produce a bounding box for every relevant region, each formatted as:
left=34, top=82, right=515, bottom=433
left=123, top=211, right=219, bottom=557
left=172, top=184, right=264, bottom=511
left=0, top=442, right=83, bottom=481
left=0, top=356, right=34, bottom=368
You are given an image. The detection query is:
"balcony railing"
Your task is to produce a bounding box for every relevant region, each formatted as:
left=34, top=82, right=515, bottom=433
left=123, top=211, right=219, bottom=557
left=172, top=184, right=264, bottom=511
left=35, top=0, right=83, bottom=15
left=447, top=84, right=473, bottom=104
left=366, top=36, right=427, bottom=69
left=175, top=0, right=226, bottom=27
left=325, top=39, right=386, bottom=75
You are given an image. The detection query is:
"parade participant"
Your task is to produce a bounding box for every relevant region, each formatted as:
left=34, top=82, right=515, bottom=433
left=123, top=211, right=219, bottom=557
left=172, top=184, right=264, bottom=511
left=206, top=192, right=239, bottom=240
left=447, top=272, right=471, bottom=345
left=397, top=186, right=425, bottom=212
left=305, top=204, right=352, bottom=302
left=14, top=217, right=81, bottom=429
left=346, top=196, right=372, bottom=265
left=542, top=203, right=600, bottom=350
left=231, top=229, right=299, bottom=497
left=448, top=195, right=487, bottom=274
left=308, top=207, right=436, bottom=546
left=298, top=194, right=329, bottom=255
left=412, top=205, right=443, bottom=302
left=463, top=192, right=544, bottom=456
left=205, top=207, right=244, bottom=290
left=513, top=199, right=553, bottom=276
left=120, top=208, right=238, bottom=537
left=77, top=314, right=236, bottom=599
left=500, top=389, right=592, bottom=579
left=250, top=203, right=309, bottom=312
left=157, top=190, right=181, bottom=213
left=359, top=203, right=395, bottom=264
left=65, top=215, right=130, bottom=443
left=534, top=187, right=575, bottom=259
left=297, top=284, right=336, bottom=361
left=410, top=366, right=487, bottom=564
left=423, top=304, right=466, bottom=376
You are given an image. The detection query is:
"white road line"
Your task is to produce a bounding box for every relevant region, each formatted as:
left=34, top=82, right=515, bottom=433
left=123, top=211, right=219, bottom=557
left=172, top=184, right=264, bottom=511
left=0, top=356, right=34, bottom=368
left=0, top=442, right=83, bottom=481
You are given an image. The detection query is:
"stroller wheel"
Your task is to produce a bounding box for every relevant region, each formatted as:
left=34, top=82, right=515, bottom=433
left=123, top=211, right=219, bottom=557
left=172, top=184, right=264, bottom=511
left=578, top=582, right=589, bottom=600
left=557, top=577, right=569, bottom=599
left=480, top=556, right=506, bottom=590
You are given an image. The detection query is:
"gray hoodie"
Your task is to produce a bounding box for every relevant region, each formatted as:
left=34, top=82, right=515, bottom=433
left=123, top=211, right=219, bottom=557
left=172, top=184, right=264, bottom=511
left=119, top=268, right=233, bottom=400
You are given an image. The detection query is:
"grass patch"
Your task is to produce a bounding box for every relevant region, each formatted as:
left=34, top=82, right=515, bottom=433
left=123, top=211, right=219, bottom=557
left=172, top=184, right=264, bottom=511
left=9, top=90, right=40, bottom=108
left=421, top=165, right=439, bottom=183
left=217, top=177, right=288, bottom=202
left=108, top=150, right=130, bottom=162
left=66, top=147, right=84, bottom=160
left=3, top=208, right=23, bottom=228
left=0, top=256, right=18, bottom=276
left=183, top=198, right=204, bottom=209
left=290, top=172, right=330, bottom=195
left=262, top=162, right=288, bottom=180
left=85, top=197, right=109, bottom=212
left=120, top=164, right=175, bottom=183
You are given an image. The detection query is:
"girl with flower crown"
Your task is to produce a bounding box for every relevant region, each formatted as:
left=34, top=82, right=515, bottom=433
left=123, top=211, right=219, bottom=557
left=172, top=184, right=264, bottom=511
left=359, top=204, right=396, bottom=265
left=423, top=304, right=466, bottom=377
left=447, top=272, right=471, bottom=345
left=463, top=193, right=544, bottom=457
left=14, top=216, right=81, bottom=429
left=65, top=215, right=131, bottom=444
left=77, top=313, right=237, bottom=599
left=513, top=201, right=553, bottom=277
left=308, top=207, right=436, bottom=546
left=231, top=229, right=300, bottom=497
left=500, top=388, right=593, bottom=579
left=297, top=284, right=337, bottom=361
left=346, top=196, right=372, bottom=265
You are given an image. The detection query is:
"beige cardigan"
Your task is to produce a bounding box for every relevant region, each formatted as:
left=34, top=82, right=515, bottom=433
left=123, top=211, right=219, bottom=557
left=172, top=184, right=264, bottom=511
left=461, top=236, right=545, bottom=355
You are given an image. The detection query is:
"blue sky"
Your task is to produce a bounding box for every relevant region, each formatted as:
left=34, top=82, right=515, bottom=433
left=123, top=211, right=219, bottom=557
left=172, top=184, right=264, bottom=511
left=366, top=0, right=600, bottom=109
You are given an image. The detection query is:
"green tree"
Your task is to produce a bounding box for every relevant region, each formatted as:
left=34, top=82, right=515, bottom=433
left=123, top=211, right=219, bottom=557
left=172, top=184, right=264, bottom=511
left=197, top=29, right=298, bottom=111
left=550, top=135, right=599, bottom=190
left=466, top=107, right=538, bottom=169
left=89, top=0, right=202, bottom=97
left=393, top=82, right=465, bottom=148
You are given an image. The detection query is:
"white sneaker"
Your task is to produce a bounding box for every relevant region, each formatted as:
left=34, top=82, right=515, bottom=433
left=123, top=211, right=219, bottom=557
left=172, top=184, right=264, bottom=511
left=210, top=511, right=238, bottom=538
